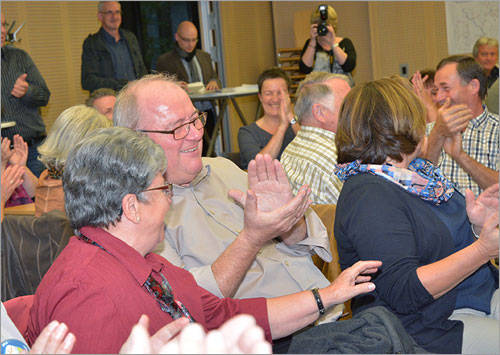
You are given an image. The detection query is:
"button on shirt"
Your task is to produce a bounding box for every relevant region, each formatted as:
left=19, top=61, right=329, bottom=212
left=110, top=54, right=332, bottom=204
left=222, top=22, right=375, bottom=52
left=154, top=157, right=333, bottom=299
left=426, top=107, right=499, bottom=196
left=281, top=126, right=343, bottom=204
left=101, top=29, right=136, bottom=82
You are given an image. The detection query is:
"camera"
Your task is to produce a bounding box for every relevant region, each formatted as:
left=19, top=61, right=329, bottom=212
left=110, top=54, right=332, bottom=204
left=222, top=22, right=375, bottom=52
left=316, top=5, right=329, bottom=37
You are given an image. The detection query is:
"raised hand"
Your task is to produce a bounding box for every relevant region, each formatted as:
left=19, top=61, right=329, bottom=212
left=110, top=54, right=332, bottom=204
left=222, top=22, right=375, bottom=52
left=474, top=211, right=500, bottom=260
left=11, top=73, right=29, bottom=98
left=466, top=183, right=499, bottom=230
left=279, top=87, right=293, bottom=127
left=1, top=164, right=25, bottom=206
left=10, top=134, right=29, bottom=167
left=1, top=137, right=13, bottom=172
left=434, top=98, right=472, bottom=137
left=228, top=154, right=311, bottom=247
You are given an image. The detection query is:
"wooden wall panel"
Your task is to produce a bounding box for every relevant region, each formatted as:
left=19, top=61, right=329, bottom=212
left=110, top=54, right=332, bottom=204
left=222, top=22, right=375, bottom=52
left=219, top=1, right=275, bottom=152
left=1, top=1, right=99, bottom=131
left=368, top=1, right=448, bottom=79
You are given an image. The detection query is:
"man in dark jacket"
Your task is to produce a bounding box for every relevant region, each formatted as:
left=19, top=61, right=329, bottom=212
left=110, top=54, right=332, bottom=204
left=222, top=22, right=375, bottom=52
left=81, top=1, right=146, bottom=92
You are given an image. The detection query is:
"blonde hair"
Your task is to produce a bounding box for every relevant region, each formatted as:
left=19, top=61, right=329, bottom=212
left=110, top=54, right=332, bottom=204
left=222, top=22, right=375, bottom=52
left=38, top=105, right=112, bottom=171
left=310, top=5, right=338, bottom=32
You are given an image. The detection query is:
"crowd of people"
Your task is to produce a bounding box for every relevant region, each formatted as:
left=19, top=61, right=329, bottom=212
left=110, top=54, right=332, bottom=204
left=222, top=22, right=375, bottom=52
left=1, top=2, right=499, bottom=354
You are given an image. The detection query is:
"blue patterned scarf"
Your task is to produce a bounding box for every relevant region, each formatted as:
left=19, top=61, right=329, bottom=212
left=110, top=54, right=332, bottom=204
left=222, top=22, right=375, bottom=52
left=335, top=158, right=455, bottom=205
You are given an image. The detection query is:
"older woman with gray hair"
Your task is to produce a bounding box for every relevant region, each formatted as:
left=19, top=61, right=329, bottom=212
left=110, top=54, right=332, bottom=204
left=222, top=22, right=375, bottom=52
left=35, top=104, right=111, bottom=216
left=27, top=127, right=381, bottom=354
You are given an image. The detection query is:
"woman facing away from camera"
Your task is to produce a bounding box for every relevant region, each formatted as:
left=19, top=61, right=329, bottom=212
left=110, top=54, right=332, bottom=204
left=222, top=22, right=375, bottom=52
left=333, top=77, right=499, bottom=354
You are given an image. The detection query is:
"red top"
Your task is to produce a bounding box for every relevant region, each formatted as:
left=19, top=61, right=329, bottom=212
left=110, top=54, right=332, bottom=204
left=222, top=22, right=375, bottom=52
left=27, top=226, right=271, bottom=354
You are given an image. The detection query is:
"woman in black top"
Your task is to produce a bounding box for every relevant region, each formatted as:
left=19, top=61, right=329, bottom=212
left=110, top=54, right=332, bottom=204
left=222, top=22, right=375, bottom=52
left=299, top=5, right=356, bottom=87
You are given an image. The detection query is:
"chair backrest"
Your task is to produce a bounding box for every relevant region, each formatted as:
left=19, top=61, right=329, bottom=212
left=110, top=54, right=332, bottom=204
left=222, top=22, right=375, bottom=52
left=3, top=294, right=34, bottom=339
left=311, top=204, right=341, bottom=281
left=1, top=210, right=73, bottom=301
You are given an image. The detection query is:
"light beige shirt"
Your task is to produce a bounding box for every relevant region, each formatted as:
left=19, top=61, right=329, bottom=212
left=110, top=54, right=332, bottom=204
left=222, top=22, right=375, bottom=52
left=281, top=126, right=343, bottom=205
left=155, top=157, right=333, bottom=299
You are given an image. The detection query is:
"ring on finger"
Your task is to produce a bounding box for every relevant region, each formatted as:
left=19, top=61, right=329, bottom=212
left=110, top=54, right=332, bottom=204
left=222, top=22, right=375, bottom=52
left=9, top=180, right=14, bottom=184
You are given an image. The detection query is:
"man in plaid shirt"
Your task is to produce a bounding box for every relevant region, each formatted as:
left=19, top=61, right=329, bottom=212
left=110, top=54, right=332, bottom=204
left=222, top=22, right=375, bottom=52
left=426, top=55, right=499, bottom=196
left=281, top=72, right=351, bottom=204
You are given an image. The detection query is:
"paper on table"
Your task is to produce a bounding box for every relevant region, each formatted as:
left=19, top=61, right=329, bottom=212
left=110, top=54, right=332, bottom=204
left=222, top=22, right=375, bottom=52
left=232, top=84, right=258, bottom=92
left=187, top=81, right=204, bottom=93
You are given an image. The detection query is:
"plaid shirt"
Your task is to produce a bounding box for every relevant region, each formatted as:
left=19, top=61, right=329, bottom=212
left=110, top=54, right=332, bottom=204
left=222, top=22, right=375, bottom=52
left=426, top=106, right=499, bottom=196
left=281, top=125, right=343, bottom=204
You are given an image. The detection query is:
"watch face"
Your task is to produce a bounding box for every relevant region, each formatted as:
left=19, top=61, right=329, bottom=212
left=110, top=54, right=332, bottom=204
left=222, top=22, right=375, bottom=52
left=2, top=339, right=30, bottom=354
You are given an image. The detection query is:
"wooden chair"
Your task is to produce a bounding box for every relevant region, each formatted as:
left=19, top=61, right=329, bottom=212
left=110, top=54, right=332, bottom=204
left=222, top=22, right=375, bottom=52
left=311, top=204, right=352, bottom=319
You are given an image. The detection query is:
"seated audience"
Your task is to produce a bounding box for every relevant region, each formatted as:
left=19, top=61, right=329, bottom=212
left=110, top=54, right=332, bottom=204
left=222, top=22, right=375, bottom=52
left=472, top=36, right=499, bottom=88
left=1, top=135, right=38, bottom=207
left=426, top=55, right=499, bottom=196
left=281, top=72, right=350, bottom=204
left=35, top=105, right=111, bottom=217
left=27, top=126, right=380, bottom=353
left=333, top=77, right=499, bottom=354
left=299, top=5, right=356, bottom=87
left=85, top=88, right=117, bottom=120
left=238, top=68, right=298, bottom=169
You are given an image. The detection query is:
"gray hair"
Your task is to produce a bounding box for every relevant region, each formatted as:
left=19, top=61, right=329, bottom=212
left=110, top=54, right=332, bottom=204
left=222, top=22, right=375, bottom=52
left=98, top=1, right=118, bottom=13
left=63, top=127, right=167, bottom=230
left=295, top=72, right=350, bottom=124
left=113, top=73, right=180, bottom=129
left=38, top=105, right=112, bottom=171
left=472, top=37, right=499, bottom=58
left=85, top=88, right=117, bottom=107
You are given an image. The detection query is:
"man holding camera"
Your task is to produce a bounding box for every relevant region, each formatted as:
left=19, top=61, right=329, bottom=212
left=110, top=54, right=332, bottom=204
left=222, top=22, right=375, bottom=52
left=299, top=4, right=356, bottom=87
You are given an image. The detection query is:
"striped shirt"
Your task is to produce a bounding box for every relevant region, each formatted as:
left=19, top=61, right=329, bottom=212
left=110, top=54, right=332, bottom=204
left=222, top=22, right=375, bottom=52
left=426, top=106, right=499, bottom=196
left=281, top=125, right=343, bottom=204
left=1, top=45, right=49, bottom=140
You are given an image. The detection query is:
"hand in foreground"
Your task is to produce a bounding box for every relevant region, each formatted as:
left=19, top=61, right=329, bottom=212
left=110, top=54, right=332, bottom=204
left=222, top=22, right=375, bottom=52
left=120, top=314, right=271, bottom=354
left=26, top=320, right=75, bottom=354
left=323, top=260, right=382, bottom=305
left=205, top=80, right=219, bottom=91
left=1, top=164, right=25, bottom=205
left=228, top=154, right=311, bottom=247
left=10, top=134, right=29, bottom=167
left=433, top=98, right=472, bottom=138
left=1, top=137, right=13, bottom=172
left=474, top=211, right=500, bottom=260
left=466, top=183, right=499, bottom=230
left=11, top=73, right=29, bottom=98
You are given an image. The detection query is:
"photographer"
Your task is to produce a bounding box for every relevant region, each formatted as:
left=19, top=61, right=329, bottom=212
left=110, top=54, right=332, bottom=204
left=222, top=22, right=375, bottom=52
left=299, top=5, right=356, bottom=87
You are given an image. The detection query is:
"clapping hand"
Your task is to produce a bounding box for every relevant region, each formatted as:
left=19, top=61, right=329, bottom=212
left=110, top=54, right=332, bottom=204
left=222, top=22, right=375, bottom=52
left=465, top=183, right=499, bottom=233
left=228, top=154, right=311, bottom=247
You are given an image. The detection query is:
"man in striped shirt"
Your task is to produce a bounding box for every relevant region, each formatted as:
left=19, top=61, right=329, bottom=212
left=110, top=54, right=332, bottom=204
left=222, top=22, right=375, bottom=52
left=1, top=12, right=50, bottom=177
left=281, top=72, right=351, bottom=204
left=426, top=55, right=499, bottom=196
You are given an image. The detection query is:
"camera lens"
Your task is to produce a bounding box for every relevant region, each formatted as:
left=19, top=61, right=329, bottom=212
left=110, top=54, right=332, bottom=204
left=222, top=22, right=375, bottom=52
left=317, top=23, right=328, bottom=36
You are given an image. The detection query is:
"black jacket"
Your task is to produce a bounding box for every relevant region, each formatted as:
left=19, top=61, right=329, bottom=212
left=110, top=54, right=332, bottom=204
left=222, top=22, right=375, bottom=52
left=81, top=27, right=147, bottom=92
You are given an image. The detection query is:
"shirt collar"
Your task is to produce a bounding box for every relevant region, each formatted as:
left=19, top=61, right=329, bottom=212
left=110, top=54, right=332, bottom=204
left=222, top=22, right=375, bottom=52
left=79, top=226, right=163, bottom=286
left=470, top=105, right=488, bottom=128
left=299, top=125, right=336, bottom=140
left=99, top=27, right=123, bottom=44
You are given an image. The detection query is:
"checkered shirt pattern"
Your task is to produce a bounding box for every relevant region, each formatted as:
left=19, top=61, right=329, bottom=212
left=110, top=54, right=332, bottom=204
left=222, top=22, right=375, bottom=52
left=426, top=107, right=499, bottom=196
left=281, top=125, right=343, bottom=204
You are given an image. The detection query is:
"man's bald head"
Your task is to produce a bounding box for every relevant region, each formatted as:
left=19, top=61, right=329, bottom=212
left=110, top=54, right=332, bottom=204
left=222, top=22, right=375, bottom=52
left=175, top=21, right=198, bottom=53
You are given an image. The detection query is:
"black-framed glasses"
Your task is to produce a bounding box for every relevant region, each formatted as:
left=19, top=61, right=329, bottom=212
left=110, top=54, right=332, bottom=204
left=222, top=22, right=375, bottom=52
left=138, top=111, right=207, bottom=140
left=143, top=182, right=173, bottom=198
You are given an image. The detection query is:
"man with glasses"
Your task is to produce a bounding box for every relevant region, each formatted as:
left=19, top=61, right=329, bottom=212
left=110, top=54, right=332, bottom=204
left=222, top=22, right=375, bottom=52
left=114, top=74, right=338, bottom=353
left=81, top=1, right=146, bottom=92
left=157, top=21, right=220, bottom=156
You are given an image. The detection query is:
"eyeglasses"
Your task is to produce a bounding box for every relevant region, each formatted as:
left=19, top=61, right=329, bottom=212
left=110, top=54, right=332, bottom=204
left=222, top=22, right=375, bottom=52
left=100, top=10, right=122, bottom=16
left=143, top=182, right=173, bottom=198
left=177, top=33, right=199, bottom=44
left=138, top=111, right=207, bottom=140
